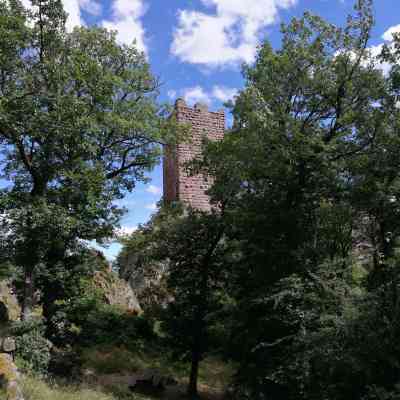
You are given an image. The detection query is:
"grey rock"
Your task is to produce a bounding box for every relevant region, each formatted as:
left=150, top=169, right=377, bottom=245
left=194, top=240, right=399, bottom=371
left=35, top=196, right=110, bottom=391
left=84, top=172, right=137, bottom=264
left=129, top=369, right=177, bottom=392
left=0, top=281, right=21, bottom=322
left=2, top=338, right=16, bottom=353
left=93, top=271, right=142, bottom=314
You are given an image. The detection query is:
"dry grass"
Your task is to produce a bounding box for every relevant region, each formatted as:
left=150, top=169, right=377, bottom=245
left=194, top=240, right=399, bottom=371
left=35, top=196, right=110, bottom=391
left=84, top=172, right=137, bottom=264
left=19, top=348, right=234, bottom=400
left=80, top=346, right=142, bottom=375
left=21, top=376, right=115, bottom=400
left=21, top=376, right=153, bottom=400
left=198, top=357, right=235, bottom=393
left=80, top=345, right=187, bottom=379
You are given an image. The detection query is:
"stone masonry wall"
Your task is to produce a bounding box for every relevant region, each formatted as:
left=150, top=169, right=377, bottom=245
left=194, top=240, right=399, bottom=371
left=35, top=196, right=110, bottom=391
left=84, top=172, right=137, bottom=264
left=163, top=99, right=225, bottom=211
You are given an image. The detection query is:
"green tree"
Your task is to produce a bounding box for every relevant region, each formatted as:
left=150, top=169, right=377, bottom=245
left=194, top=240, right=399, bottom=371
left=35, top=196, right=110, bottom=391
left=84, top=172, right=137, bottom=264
left=158, top=209, right=229, bottom=398
left=196, top=0, right=400, bottom=398
left=0, top=0, right=173, bottom=319
left=118, top=205, right=231, bottom=398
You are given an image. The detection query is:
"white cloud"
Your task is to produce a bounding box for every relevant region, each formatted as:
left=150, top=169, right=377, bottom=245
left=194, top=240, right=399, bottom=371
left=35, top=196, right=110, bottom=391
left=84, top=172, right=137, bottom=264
left=382, top=24, right=400, bottom=42
left=21, top=0, right=31, bottom=8
left=183, top=86, right=212, bottom=105
left=181, top=85, right=238, bottom=106
left=369, top=25, right=400, bottom=75
left=367, top=44, right=392, bottom=75
left=145, top=203, right=157, bottom=211
left=102, top=0, right=147, bottom=52
left=212, top=86, right=238, bottom=102
left=22, top=0, right=147, bottom=50
left=171, top=0, right=297, bottom=67
left=366, top=24, right=400, bottom=75
left=80, top=0, right=102, bottom=16
left=146, top=185, right=162, bottom=195
left=336, top=42, right=392, bottom=76
left=21, top=0, right=101, bottom=31
left=64, top=0, right=82, bottom=31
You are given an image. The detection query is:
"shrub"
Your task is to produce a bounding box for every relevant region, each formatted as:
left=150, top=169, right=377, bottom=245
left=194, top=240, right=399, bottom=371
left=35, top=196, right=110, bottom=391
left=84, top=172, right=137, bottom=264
left=11, top=319, right=52, bottom=376
left=48, top=278, right=154, bottom=349
left=76, top=303, right=154, bottom=348
left=80, top=346, right=141, bottom=374
left=362, top=386, right=400, bottom=400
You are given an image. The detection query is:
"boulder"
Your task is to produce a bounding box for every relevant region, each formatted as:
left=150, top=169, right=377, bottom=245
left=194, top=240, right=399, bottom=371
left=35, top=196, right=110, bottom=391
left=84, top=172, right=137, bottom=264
left=1, top=338, right=16, bottom=353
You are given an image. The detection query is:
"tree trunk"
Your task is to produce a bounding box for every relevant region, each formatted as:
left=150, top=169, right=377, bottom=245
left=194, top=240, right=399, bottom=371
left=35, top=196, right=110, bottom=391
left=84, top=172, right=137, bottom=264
left=21, top=268, right=35, bottom=321
left=188, top=348, right=200, bottom=399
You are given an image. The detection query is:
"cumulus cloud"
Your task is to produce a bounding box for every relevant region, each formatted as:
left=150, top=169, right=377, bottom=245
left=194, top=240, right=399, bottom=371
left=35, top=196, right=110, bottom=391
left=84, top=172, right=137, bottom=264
left=362, top=25, right=400, bottom=75
left=181, top=85, right=238, bottom=106
left=171, top=0, right=297, bottom=67
left=63, top=0, right=83, bottom=31
left=382, top=24, right=400, bottom=42
left=102, top=0, right=147, bottom=52
left=22, top=0, right=148, bottom=51
left=21, top=0, right=78, bottom=31
left=212, top=86, right=238, bottom=103
left=146, top=185, right=162, bottom=195
left=367, top=44, right=392, bottom=75
left=183, top=86, right=212, bottom=105
left=21, top=0, right=101, bottom=31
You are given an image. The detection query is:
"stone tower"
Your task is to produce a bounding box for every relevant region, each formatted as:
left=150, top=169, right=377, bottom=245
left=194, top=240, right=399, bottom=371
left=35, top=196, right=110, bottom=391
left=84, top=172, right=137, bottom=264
left=163, top=99, right=225, bottom=211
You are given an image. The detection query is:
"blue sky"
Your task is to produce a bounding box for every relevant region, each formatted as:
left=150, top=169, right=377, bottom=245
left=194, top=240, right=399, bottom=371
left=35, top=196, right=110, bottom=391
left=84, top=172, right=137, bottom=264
left=19, top=0, right=400, bottom=259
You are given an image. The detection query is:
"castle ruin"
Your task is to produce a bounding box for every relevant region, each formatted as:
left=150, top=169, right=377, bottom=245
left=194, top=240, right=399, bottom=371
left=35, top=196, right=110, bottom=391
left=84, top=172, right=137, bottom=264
left=163, top=99, right=225, bottom=211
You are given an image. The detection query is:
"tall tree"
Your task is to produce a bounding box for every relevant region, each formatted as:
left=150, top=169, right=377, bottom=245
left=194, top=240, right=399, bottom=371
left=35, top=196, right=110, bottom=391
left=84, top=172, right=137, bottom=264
left=0, top=0, right=173, bottom=319
left=118, top=205, right=230, bottom=398
left=196, top=0, right=400, bottom=398
left=158, top=209, right=229, bottom=398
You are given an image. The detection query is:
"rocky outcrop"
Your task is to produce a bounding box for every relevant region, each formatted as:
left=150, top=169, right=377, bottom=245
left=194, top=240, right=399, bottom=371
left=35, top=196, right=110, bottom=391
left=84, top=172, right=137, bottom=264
left=118, top=247, right=170, bottom=312
left=93, top=270, right=142, bottom=314
left=0, top=281, right=20, bottom=323
left=0, top=353, right=24, bottom=400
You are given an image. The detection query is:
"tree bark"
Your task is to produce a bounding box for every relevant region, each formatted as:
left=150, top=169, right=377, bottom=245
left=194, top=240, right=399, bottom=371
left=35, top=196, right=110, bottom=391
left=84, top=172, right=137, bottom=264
left=20, top=192, right=44, bottom=321
left=188, top=347, right=200, bottom=399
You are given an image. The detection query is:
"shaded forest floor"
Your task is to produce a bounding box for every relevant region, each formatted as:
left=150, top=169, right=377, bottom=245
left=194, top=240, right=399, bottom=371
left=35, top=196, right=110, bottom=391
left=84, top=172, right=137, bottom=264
left=19, top=347, right=235, bottom=400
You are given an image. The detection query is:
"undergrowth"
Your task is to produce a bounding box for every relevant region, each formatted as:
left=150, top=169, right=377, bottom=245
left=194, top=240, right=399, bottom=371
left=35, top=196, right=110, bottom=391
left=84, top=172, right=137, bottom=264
left=21, top=376, right=153, bottom=400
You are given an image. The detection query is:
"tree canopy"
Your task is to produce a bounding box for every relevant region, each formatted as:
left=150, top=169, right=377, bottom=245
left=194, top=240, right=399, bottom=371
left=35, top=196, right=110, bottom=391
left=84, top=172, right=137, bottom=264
left=0, top=0, right=173, bottom=319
